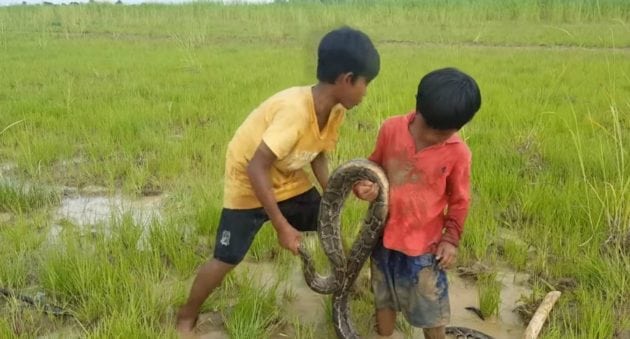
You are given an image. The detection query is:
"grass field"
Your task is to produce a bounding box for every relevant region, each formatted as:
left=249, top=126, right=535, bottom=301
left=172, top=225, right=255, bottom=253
left=0, top=1, right=629, bottom=338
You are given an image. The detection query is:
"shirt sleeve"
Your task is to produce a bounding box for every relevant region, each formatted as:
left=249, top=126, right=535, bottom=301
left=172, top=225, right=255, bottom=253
left=368, top=122, right=388, bottom=165
left=261, top=107, right=307, bottom=160
left=441, top=149, right=472, bottom=247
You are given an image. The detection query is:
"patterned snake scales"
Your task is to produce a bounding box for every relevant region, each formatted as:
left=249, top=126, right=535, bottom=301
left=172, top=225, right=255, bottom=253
left=297, top=159, right=494, bottom=339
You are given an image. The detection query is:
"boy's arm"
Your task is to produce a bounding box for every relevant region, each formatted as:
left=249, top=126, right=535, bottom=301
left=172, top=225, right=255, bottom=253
left=367, top=123, right=387, bottom=165
left=249, top=107, right=306, bottom=255
left=353, top=123, right=387, bottom=201
left=437, top=152, right=471, bottom=268
left=441, top=156, right=471, bottom=247
left=248, top=142, right=302, bottom=255
left=442, top=160, right=470, bottom=247
left=310, top=152, right=329, bottom=191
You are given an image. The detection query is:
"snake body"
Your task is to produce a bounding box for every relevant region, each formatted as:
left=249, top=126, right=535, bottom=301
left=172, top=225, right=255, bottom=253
left=446, top=326, right=495, bottom=339
left=298, top=159, right=388, bottom=339
left=298, top=159, right=493, bottom=339
left=0, top=288, right=70, bottom=317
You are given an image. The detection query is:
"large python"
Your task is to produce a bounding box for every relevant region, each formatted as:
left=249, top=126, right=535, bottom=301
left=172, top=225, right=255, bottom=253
left=298, top=158, right=388, bottom=339
left=298, top=159, right=494, bottom=339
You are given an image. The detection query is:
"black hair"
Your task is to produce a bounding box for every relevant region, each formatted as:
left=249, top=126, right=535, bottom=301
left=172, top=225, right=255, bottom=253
left=416, top=68, right=482, bottom=130
left=317, top=26, right=380, bottom=84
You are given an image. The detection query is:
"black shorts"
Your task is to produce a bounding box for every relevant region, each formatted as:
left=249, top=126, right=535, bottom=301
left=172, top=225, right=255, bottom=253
left=213, top=188, right=321, bottom=265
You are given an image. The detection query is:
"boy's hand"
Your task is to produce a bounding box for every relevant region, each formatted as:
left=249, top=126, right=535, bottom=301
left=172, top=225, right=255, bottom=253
left=436, top=241, right=458, bottom=269
left=276, top=222, right=302, bottom=255
left=352, top=180, right=379, bottom=202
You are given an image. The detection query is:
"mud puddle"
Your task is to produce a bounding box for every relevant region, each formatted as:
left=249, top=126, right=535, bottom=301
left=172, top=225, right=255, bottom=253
left=192, top=261, right=530, bottom=339
left=49, top=187, right=164, bottom=248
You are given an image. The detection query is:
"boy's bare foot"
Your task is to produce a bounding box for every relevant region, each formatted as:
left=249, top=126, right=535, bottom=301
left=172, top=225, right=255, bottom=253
left=176, top=311, right=197, bottom=338
left=367, top=330, right=405, bottom=339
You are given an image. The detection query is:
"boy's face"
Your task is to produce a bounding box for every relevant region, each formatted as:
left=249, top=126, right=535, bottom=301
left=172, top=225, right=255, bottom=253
left=424, top=128, right=458, bottom=145
left=415, top=114, right=458, bottom=145
left=336, top=73, right=368, bottom=109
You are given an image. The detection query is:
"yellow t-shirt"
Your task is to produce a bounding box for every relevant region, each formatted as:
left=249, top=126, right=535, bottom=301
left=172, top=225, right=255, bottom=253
left=223, top=86, right=346, bottom=209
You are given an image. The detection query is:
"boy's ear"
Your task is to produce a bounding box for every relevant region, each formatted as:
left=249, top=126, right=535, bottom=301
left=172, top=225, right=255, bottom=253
left=335, top=72, right=354, bottom=85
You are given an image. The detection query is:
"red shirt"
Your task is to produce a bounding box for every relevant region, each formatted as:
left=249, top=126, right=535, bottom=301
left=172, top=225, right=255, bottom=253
left=369, top=112, right=471, bottom=256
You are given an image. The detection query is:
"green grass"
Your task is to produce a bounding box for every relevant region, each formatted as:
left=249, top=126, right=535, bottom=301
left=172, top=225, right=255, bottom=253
left=224, top=271, right=280, bottom=338
left=0, top=181, right=58, bottom=213
left=478, top=272, right=501, bottom=319
left=0, top=0, right=629, bottom=338
left=288, top=315, right=317, bottom=339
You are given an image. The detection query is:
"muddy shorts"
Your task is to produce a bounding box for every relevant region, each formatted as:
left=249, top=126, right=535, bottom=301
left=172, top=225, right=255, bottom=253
left=212, top=188, right=320, bottom=265
left=371, top=241, right=450, bottom=328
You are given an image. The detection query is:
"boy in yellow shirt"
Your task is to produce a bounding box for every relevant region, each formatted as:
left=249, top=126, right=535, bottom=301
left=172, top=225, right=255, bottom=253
left=176, top=26, right=380, bottom=334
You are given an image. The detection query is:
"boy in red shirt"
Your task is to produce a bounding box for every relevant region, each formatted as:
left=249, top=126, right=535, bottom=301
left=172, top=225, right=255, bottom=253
left=354, top=68, right=481, bottom=339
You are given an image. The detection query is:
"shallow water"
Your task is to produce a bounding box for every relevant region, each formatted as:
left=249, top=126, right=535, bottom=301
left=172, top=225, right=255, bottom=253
left=49, top=189, right=164, bottom=248
left=195, top=261, right=529, bottom=339
left=55, top=193, right=162, bottom=226
left=444, top=270, right=529, bottom=338
left=0, top=162, right=17, bottom=175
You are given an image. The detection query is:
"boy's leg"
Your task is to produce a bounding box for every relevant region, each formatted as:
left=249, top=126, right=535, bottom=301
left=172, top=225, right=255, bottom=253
left=375, top=307, right=397, bottom=336
left=176, top=207, right=266, bottom=333
left=422, top=326, right=446, bottom=339
left=370, top=241, right=399, bottom=337
left=400, top=255, right=450, bottom=335
left=176, top=258, right=234, bottom=332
